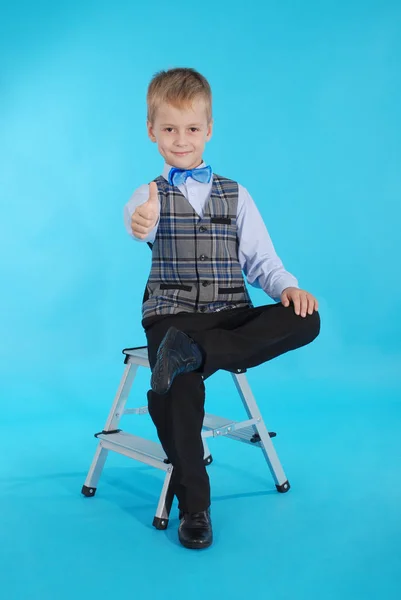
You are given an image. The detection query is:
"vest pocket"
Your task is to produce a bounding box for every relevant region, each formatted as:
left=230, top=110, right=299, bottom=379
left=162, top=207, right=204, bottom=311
left=218, top=286, right=245, bottom=294
left=160, top=283, right=193, bottom=292
left=211, top=217, right=232, bottom=224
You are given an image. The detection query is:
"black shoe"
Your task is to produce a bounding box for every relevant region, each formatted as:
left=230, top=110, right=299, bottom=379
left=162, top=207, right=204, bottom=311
left=178, top=509, right=213, bottom=550
left=151, top=326, right=203, bottom=395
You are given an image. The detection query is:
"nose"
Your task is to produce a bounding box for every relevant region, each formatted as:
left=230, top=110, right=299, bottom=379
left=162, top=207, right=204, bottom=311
left=175, top=131, right=188, bottom=147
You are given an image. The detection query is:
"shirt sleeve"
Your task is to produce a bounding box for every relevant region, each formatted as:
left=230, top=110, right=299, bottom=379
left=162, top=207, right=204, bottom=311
left=237, top=184, right=299, bottom=301
left=123, top=184, right=160, bottom=244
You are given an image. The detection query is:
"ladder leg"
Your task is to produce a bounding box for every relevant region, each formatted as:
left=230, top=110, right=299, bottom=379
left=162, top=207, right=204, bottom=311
left=232, top=373, right=290, bottom=492
left=103, top=362, right=139, bottom=432
left=82, top=361, right=139, bottom=497
left=202, top=436, right=213, bottom=465
left=153, top=467, right=174, bottom=530
left=81, top=443, right=109, bottom=497
left=153, top=436, right=212, bottom=529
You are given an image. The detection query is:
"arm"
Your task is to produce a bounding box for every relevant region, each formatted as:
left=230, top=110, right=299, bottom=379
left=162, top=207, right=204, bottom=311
left=123, top=183, right=160, bottom=243
left=237, top=185, right=299, bottom=301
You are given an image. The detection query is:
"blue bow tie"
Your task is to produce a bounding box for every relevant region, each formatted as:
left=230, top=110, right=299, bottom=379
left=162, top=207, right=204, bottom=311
left=168, top=165, right=212, bottom=187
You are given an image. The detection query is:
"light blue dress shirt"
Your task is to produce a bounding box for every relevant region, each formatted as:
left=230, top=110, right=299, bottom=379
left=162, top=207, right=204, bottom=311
left=123, top=162, right=299, bottom=301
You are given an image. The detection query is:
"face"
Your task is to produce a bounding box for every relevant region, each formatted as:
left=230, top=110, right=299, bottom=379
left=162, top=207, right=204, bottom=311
left=147, top=97, right=213, bottom=169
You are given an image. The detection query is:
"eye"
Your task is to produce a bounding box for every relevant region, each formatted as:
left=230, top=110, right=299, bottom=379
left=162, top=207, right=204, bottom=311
left=190, top=128, right=200, bottom=133
left=164, top=127, right=174, bottom=132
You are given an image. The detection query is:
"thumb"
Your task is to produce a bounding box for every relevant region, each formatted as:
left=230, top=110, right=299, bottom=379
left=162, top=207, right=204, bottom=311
left=281, top=291, right=290, bottom=307
left=148, top=181, right=159, bottom=205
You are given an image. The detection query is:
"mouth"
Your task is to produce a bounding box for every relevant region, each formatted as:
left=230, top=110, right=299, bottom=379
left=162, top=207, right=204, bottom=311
left=172, top=151, right=191, bottom=156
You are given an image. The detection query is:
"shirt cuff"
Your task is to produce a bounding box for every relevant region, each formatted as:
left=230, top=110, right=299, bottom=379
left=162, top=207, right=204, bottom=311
left=271, top=275, right=299, bottom=301
left=130, top=224, right=158, bottom=243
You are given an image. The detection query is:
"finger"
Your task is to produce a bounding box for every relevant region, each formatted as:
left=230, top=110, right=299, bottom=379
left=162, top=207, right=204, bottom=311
left=135, top=206, right=157, bottom=224
left=132, top=223, right=151, bottom=236
left=132, top=211, right=155, bottom=226
left=135, top=232, right=149, bottom=240
left=293, top=293, right=301, bottom=315
left=300, top=294, right=308, bottom=317
left=314, top=298, right=319, bottom=311
left=307, top=295, right=314, bottom=315
left=148, top=181, right=159, bottom=205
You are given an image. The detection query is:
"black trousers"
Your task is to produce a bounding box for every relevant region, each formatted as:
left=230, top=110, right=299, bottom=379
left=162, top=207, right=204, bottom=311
left=142, top=303, right=321, bottom=513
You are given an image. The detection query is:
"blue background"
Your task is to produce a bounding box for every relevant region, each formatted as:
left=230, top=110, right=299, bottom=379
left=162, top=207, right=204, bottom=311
left=1, top=1, right=400, bottom=598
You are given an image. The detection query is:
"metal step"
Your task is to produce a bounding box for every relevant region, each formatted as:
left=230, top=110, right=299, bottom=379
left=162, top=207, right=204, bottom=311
left=124, top=406, right=149, bottom=415
left=113, top=412, right=270, bottom=448
left=122, top=347, right=150, bottom=367
left=203, top=413, right=237, bottom=431
left=203, top=413, right=263, bottom=447
left=96, top=413, right=272, bottom=471
left=95, top=431, right=169, bottom=470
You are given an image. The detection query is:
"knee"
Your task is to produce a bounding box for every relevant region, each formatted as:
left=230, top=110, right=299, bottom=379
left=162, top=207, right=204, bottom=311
left=169, top=374, right=205, bottom=416
left=297, top=309, right=321, bottom=344
left=171, top=372, right=205, bottom=399
left=147, top=388, right=171, bottom=420
left=147, top=389, right=161, bottom=417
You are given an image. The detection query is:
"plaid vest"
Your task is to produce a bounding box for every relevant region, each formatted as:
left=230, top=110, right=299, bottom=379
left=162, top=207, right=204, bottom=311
left=142, top=173, right=253, bottom=319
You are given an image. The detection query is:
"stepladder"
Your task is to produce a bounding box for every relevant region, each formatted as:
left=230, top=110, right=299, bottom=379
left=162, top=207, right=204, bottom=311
left=82, top=345, right=291, bottom=529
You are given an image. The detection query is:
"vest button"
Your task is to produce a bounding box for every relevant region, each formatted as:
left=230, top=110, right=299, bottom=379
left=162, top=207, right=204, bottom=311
left=199, top=254, right=207, bottom=261
left=199, top=226, right=207, bottom=233
left=202, top=281, right=210, bottom=287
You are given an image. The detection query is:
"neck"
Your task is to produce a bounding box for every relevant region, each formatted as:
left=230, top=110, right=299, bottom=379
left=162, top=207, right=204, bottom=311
left=168, top=159, right=204, bottom=170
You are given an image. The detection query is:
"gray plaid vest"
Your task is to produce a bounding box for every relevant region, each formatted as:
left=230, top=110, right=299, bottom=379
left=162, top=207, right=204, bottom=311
left=142, top=173, right=253, bottom=319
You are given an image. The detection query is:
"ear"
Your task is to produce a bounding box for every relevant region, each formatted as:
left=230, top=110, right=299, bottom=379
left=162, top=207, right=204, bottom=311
left=147, top=120, right=157, bottom=143
left=206, top=119, right=214, bottom=142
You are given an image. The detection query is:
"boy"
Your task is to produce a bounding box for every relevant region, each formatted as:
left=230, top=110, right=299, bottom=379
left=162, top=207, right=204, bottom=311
left=123, top=68, right=320, bottom=550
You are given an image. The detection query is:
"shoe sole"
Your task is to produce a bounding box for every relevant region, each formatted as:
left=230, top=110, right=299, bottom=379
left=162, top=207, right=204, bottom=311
left=151, top=327, right=200, bottom=394
left=179, top=538, right=213, bottom=550
left=150, top=328, right=179, bottom=394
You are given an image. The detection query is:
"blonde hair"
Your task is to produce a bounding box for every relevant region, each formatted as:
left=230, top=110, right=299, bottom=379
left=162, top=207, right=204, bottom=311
left=147, top=67, right=212, bottom=124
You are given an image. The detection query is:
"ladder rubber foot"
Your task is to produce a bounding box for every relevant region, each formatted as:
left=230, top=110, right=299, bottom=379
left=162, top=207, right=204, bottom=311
left=153, top=516, right=169, bottom=530
left=276, top=480, right=290, bottom=493
left=250, top=432, right=276, bottom=443
left=94, top=429, right=121, bottom=438
left=81, top=485, right=97, bottom=497
left=164, top=455, right=213, bottom=466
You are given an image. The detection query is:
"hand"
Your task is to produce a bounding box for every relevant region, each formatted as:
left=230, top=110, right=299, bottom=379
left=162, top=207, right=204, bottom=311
left=131, top=182, right=160, bottom=239
left=281, top=287, right=318, bottom=318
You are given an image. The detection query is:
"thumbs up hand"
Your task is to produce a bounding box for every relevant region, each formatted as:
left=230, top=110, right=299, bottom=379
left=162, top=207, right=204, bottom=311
left=131, top=182, right=160, bottom=239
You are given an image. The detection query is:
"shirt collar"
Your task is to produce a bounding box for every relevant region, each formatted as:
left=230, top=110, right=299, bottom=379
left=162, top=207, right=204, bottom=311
left=162, top=160, right=208, bottom=183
